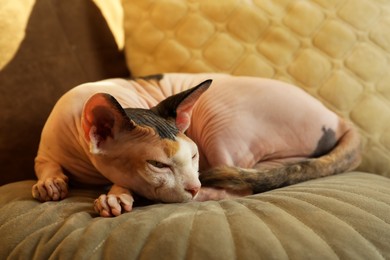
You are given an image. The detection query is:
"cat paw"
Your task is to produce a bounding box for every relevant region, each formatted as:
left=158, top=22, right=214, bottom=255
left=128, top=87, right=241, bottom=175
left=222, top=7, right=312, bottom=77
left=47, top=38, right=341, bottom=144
left=94, top=193, right=134, bottom=217
left=32, top=176, right=69, bottom=201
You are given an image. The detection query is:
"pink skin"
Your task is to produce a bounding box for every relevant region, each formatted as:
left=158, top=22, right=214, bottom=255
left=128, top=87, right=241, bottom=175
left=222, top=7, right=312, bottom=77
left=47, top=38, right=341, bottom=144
left=33, top=77, right=208, bottom=216
left=33, top=73, right=342, bottom=215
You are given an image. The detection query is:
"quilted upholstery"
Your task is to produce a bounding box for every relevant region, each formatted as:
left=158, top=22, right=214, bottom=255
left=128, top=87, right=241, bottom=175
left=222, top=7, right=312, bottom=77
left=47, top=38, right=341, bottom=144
left=123, top=0, right=390, bottom=177
left=1, top=173, right=390, bottom=259
left=1, top=1, right=390, bottom=259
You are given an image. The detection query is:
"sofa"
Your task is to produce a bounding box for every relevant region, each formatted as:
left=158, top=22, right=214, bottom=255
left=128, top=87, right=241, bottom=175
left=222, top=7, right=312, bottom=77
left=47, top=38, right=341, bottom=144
left=1, top=0, right=390, bottom=258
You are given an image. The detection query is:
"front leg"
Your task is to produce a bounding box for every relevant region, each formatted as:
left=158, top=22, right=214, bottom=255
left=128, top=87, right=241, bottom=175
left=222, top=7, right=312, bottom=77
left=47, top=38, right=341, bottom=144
left=94, top=184, right=134, bottom=217
left=32, top=161, right=69, bottom=201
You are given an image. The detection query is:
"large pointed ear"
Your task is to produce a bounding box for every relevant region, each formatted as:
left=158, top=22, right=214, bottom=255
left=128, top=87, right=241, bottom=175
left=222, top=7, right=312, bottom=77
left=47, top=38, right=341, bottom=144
left=152, top=79, right=212, bottom=132
left=82, top=93, right=133, bottom=154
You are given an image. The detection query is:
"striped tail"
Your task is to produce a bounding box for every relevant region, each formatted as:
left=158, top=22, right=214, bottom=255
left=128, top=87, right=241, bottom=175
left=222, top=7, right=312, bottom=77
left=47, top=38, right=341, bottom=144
left=199, top=122, right=362, bottom=194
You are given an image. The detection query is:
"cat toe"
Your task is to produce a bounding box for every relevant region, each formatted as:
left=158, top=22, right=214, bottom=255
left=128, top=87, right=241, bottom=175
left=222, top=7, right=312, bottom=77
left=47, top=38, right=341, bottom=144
left=118, top=194, right=134, bottom=212
left=94, top=194, right=112, bottom=217
left=32, top=177, right=69, bottom=202
left=107, top=195, right=122, bottom=216
left=94, top=193, right=134, bottom=217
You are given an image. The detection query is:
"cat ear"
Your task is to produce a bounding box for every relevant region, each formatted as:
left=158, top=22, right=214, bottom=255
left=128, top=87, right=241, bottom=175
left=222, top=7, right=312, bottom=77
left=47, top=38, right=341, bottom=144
left=82, top=93, right=134, bottom=154
left=152, top=79, right=212, bottom=132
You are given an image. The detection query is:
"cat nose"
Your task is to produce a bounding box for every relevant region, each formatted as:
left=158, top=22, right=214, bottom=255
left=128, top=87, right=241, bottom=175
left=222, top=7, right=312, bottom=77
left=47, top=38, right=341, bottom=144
left=185, top=186, right=200, bottom=198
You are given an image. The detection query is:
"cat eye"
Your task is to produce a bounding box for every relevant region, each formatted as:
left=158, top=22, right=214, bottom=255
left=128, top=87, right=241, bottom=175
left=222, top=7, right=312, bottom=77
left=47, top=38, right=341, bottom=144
left=192, top=153, right=198, bottom=159
left=147, top=160, right=170, bottom=169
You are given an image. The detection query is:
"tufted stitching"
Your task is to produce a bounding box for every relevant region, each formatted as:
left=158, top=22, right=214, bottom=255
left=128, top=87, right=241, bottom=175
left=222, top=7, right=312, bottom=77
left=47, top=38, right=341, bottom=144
left=9, top=218, right=64, bottom=258
left=290, top=182, right=390, bottom=203
left=278, top=188, right=390, bottom=238
left=0, top=200, right=85, bottom=238
left=216, top=202, right=238, bottom=258
left=88, top=216, right=136, bottom=258
left=246, top=196, right=340, bottom=258
left=91, top=238, right=106, bottom=256
left=284, top=185, right=390, bottom=207
left=221, top=200, right=291, bottom=259
left=182, top=203, right=202, bottom=260
left=263, top=192, right=387, bottom=259
left=0, top=201, right=44, bottom=230
left=135, top=205, right=193, bottom=259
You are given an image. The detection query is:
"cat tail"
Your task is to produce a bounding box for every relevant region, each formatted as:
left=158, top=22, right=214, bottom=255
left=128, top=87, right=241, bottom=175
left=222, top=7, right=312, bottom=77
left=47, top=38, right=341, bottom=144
left=199, top=121, right=362, bottom=194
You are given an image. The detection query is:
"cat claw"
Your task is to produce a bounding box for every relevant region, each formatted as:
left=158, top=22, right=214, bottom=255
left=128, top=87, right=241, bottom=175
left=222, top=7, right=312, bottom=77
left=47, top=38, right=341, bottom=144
left=32, top=176, right=69, bottom=202
left=94, top=193, right=134, bottom=217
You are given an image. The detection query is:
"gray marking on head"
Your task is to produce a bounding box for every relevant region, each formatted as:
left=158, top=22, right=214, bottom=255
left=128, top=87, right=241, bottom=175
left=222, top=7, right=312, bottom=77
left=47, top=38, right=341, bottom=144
left=137, top=74, right=164, bottom=82
left=311, top=126, right=337, bottom=157
left=124, top=108, right=178, bottom=140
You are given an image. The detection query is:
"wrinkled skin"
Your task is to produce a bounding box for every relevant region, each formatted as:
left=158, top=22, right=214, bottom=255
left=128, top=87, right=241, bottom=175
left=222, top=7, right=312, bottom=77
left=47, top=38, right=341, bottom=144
left=33, top=73, right=346, bottom=216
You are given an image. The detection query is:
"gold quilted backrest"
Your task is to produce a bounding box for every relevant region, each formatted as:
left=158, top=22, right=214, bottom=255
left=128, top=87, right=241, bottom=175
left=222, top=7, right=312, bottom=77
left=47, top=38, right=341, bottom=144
left=122, top=0, right=390, bottom=177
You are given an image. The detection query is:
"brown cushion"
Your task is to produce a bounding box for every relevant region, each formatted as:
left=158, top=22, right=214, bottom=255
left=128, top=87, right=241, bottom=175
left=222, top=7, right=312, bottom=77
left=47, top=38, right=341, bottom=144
left=0, top=0, right=129, bottom=185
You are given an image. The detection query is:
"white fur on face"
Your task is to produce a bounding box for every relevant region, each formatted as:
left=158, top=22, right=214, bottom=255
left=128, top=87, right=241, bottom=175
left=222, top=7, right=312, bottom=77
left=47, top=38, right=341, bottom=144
left=152, top=136, right=200, bottom=202
left=174, top=137, right=199, bottom=171
left=92, top=132, right=201, bottom=203
left=175, top=137, right=200, bottom=187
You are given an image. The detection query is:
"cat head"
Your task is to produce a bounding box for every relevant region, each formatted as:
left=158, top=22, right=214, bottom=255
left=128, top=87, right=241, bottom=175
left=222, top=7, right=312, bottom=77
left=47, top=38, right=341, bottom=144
left=81, top=79, right=212, bottom=203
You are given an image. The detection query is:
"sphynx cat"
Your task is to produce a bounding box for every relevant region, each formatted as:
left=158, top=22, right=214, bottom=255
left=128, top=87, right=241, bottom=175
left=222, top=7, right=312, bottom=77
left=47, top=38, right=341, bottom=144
left=32, top=73, right=361, bottom=217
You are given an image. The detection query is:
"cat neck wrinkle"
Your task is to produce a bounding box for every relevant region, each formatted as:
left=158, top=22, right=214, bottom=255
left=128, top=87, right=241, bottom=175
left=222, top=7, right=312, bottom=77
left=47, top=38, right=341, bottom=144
left=124, top=108, right=178, bottom=140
